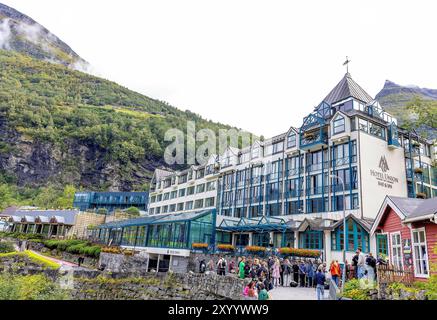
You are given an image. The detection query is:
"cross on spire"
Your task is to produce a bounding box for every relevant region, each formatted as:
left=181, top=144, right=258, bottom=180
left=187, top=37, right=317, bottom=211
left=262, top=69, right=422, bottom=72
left=343, top=56, right=351, bottom=73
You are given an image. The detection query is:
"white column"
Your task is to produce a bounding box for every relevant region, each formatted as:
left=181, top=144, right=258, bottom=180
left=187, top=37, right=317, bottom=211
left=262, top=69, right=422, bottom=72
left=324, top=230, right=332, bottom=263
left=293, top=231, right=299, bottom=248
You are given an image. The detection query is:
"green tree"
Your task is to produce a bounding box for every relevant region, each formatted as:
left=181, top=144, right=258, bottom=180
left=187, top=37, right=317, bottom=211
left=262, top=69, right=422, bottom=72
left=0, top=183, right=16, bottom=210
left=125, top=206, right=140, bottom=216
left=55, top=185, right=76, bottom=209
left=406, top=97, right=437, bottom=133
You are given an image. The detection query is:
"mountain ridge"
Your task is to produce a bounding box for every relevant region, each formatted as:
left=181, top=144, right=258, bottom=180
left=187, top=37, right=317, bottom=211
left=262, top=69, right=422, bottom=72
left=0, top=2, right=88, bottom=70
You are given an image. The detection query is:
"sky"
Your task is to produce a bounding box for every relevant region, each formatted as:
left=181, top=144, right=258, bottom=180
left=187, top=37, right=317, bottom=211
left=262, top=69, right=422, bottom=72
left=2, top=0, right=437, bottom=137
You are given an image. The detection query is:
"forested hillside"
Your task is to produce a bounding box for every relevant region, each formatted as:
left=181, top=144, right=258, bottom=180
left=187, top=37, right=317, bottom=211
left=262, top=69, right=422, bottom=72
left=0, top=50, right=240, bottom=209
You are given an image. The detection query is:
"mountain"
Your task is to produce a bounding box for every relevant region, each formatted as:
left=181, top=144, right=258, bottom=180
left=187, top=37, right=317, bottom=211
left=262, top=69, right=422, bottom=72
left=0, top=50, right=240, bottom=194
left=0, top=3, right=88, bottom=69
left=376, top=80, right=437, bottom=139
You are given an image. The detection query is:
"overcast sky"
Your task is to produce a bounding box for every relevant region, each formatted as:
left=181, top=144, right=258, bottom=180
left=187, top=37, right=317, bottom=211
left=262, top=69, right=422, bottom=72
left=3, top=0, right=437, bottom=137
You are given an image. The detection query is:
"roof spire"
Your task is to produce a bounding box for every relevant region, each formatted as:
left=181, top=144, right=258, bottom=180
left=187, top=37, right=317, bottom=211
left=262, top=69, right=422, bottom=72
left=343, top=56, right=351, bottom=74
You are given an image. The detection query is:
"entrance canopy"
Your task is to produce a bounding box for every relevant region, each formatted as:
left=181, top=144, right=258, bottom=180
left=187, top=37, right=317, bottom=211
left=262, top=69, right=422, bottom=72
left=218, top=216, right=288, bottom=232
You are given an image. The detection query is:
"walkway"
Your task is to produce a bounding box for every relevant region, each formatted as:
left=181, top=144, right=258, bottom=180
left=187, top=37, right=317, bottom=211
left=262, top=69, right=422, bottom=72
left=29, top=250, right=90, bottom=271
left=269, top=286, right=329, bottom=300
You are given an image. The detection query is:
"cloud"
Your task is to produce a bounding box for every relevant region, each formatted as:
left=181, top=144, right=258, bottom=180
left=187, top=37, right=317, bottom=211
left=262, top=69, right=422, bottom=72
left=0, top=19, right=12, bottom=49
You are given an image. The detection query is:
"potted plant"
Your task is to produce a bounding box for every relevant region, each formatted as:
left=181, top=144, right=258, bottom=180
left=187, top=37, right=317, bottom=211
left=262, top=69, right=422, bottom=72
left=416, top=192, right=427, bottom=199
left=217, top=244, right=235, bottom=252
left=245, top=245, right=267, bottom=254
left=192, top=243, right=209, bottom=251
left=414, top=167, right=423, bottom=174
left=278, top=247, right=321, bottom=258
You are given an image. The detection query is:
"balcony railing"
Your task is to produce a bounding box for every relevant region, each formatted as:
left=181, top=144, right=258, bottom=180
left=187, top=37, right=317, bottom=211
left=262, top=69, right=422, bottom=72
left=300, top=131, right=328, bottom=150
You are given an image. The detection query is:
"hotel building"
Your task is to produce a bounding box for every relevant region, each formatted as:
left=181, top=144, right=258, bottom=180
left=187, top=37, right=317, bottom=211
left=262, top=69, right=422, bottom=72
left=99, top=73, right=436, bottom=264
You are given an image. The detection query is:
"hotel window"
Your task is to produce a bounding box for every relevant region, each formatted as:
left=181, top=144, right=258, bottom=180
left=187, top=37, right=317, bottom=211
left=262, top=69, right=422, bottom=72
left=287, top=133, right=297, bottom=148
left=187, top=186, right=195, bottom=195
left=205, top=197, right=215, bottom=207
left=194, top=199, right=204, bottom=209
left=390, top=232, right=403, bottom=269
left=185, top=201, right=193, bottom=210
left=169, top=204, right=176, bottom=212
left=333, top=116, right=345, bottom=134
left=196, top=168, right=205, bottom=179
left=155, top=207, right=161, bottom=214
left=164, top=179, right=171, bottom=188
left=177, top=203, right=184, bottom=211
left=331, top=218, right=369, bottom=252
left=179, top=174, right=188, bottom=184
left=299, top=228, right=323, bottom=250
left=178, top=188, right=186, bottom=197
left=265, top=144, right=273, bottom=156
left=196, top=184, right=205, bottom=193
left=157, top=194, right=162, bottom=202
left=251, top=145, right=260, bottom=159
left=150, top=196, right=156, bottom=203
left=206, top=181, right=216, bottom=191
left=170, top=191, right=177, bottom=199
left=412, top=229, right=429, bottom=277
left=272, top=141, right=284, bottom=154
left=369, top=122, right=386, bottom=140
left=149, top=208, right=155, bottom=215
left=163, top=193, right=170, bottom=201
left=162, top=205, right=168, bottom=213
left=358, top=118, right=368, bottom=133
left=376, top=234, right=388, bottom=256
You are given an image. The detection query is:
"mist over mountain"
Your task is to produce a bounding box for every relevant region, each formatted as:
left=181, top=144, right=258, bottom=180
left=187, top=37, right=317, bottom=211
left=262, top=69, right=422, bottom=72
left=0, top=2, right=88, bottom=70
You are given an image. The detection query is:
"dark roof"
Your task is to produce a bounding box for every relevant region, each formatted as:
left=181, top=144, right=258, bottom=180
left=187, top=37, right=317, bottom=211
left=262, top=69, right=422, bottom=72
left=5, top=210, right=80, bottom=225
left=0, top=206, right=18, bottom=217
left=388, top=196, right=437, bottom=220
left=323, top=73, right=373, bottom=105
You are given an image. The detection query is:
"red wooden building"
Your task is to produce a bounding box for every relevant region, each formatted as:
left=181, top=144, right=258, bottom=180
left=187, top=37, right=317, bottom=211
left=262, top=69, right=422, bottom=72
left=371, top=196, right=437, bottom=280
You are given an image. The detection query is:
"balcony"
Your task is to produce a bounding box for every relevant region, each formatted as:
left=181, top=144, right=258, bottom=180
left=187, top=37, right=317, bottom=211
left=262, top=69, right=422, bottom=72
left=387, top=123, right=401, bottom=149
left=299, top=130, right=328, bottom=150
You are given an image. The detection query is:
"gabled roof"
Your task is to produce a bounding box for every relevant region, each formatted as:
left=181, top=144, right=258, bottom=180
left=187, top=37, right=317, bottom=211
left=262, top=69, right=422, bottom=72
left=371, top=196, right=437, bottom=234
left=323, top=73, right=373, bottom=105
left=330, top=214, right=374, bottom=232
left=5, top=210, right=79, bottom=225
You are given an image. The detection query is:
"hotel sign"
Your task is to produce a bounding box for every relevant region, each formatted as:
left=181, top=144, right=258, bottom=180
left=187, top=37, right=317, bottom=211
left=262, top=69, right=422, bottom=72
left=370, top=156, right=399, bottom=189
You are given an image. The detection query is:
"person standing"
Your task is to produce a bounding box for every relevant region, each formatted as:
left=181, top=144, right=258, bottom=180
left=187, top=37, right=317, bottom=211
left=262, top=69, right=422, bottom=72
left=239, top=257, right=246, bottom=279
left=207, top=259, right=215, bottom=272
left=329, top=260, right=341, bottom=286
left=217, top=256, right=227, bottom=276
left=199, top=259, right=206, bottom=273
left=282, top=258, right=292, bottom=287
left=292, top=260, right=299, bottom=285
left=272, top=258, right=281, bottom=287
left=366, top=252, right=376, bottom=282
left=307, top=260, right=315, bottom=288
left=357, top=248, right=365, bottom=279
left=298, top=260, right=307, bottom=287
left=315, top=266, right=326, bottom=300
left=352, top=252, right=359, bottom=278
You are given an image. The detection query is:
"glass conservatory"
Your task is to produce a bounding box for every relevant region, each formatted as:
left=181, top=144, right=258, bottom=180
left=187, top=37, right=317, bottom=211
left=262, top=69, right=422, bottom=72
left=92, top=209, right=216, bottom=250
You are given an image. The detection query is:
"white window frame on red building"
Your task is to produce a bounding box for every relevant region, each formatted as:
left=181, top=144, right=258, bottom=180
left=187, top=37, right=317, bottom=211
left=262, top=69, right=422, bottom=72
left=410, top=227, right=430, bottom=278
left=389, top=231, right=403, bottom=270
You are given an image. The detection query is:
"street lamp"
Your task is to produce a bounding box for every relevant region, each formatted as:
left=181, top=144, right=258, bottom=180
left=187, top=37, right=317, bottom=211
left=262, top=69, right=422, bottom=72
left=329, top=174, right=346, bottom=292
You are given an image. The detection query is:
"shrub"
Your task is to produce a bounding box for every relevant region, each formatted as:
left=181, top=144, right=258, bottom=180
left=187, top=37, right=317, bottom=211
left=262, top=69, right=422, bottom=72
left=0, top=273, right=69, bottom=300
left=0, top=241, right=15, bottom=253
left=341, top=279, right=371, bottom=300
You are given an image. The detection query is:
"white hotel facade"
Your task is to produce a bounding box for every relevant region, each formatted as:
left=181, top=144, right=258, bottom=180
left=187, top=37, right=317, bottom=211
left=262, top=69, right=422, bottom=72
left=148, top=73, right=436, bottom=263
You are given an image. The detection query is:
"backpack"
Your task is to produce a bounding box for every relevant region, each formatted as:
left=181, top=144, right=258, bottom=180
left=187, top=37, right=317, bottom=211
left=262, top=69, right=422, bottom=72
left=221, top=259, right=227, bottom=268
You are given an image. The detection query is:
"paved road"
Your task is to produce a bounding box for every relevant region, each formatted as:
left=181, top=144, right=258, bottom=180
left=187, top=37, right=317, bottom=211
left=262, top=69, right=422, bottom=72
left=269, top=286, right=329, bottom=300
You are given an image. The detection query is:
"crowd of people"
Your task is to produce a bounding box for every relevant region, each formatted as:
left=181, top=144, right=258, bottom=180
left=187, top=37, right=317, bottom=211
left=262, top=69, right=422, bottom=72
left=198, top=247, right=388, bottom=300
